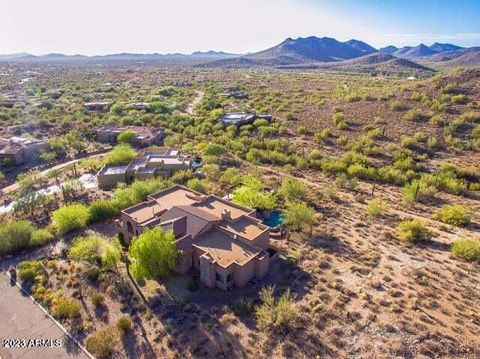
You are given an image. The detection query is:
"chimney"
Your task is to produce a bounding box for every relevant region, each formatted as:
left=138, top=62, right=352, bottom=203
left=221, top=209, right=231, bottom=220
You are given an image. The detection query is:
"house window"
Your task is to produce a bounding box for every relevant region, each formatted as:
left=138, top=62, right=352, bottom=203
left=127, top=221, right=133, bottom=234
left=216, top=272, right=223, bottom=283
left=226, top=273, right=233, bottom=283
left=135, top=230, right=139, bottom=236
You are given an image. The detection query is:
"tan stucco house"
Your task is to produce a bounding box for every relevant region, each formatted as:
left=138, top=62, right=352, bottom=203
left=97, top=149, right=191, bottom=189
left=119, top=185, right=274, bottom=290
left=0, top=136, right=49, bottom=165
left=94, top=125, right=164, bottom=148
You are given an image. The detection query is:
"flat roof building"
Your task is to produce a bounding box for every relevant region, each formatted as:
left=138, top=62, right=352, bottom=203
left=97, top=148, right=191, bottom=189
left=220, top=112, right=256, bottom=126
left=94, top=125, right=164, bottom=148
left=0, top=136, right=49, bottom=165
left=119, top=185, right=274, bottom=290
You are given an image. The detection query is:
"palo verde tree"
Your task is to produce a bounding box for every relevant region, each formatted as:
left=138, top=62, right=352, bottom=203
left=232, top=176, right=277, bottom=211
left=284, top=201, right=317, bottom=235
left=128, top=228, right=180, bottom=280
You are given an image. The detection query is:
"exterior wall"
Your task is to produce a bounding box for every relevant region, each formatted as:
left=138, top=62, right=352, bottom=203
left=192, top=247, right=204, bottom=271
left=246, top=230, right=269, bottom=250
left=98, top=173, right=126, bottom=189
left=96, top=132, right=118, bottom=144
left=254, top=253, right=269, bottom=279
left=214, top=265, right=233, bottom=290
left=173, top=236, right=193, bottom=274
left=232, top=259, right=255, bottom=288
left=0, top=152, right=23, bottom=165
left=199, top=255, right=216, bottom=288
left=119, top=213, right=142, bottom=243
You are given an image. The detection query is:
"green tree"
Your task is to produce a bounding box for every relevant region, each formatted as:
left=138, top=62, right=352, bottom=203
left=104, top=144, right=136, bottom=165
left=232, top=177, right=277, bottom=211
left=284, top=201, right=317, bottom=234
left=279, top=178, right=308, bottom=202
left=128, top=228, right=180, bottom=280
left=117, top=130, right=136, bottom=144
left=52, top=203, right=90, bottom=233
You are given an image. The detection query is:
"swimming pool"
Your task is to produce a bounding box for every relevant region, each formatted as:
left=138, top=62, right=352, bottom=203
left=262, top=210, right=284, bottom=228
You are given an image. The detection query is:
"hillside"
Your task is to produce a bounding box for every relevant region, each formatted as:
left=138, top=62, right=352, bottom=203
left=322, top=52, right=435, bottom=74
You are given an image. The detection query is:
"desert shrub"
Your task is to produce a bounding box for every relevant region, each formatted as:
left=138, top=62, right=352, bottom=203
left=434, top=204, right=472, bottom=226
left=397, top=219, right=432, bottom=243
left=231, top=297, right=255, bottom=317
left=69, top=235, right=121, bottom=271
left=365, top=198, right=389, bottom=217
left=429, top=115, right=447, bottom=127
left=451, top=94, right=467, bottom=104
left=18, top=260, right=45, bottom=284
left=116, top=316, right=133, bottom=335
left=402, top=179, right=437, bottom=206
left=256, top=286, right=300, bottom=333
left=91, top=293, right=105, bottom=307
left=219, top=167, right=243, bottom=186
left=117, top=130, right=135, bottom=143
left=314, top=128, right=331, bottom=143
left=451, top=238, right=480, bottom=262
left=0, top=220, right=35, bottom=254
left=30, top=229, right=54, bottom=246
left=390, top=101, right=407, bottom=111
left=441, top=84, right=458, bottom=94
left=204, top=143, right=227, bottom=156
left=86, top=326, right=120, bottom=359
left=297, top=125, right=307, bottom=135
left=332, top=112, right=345, bottom=126
left=403, top=109, right=430, bottom=122
left=88, top=200, right=119, bottom=223
left=52, top=297, right=81, bottom=319
left=112, top=177, right=172, bottom=209
left=104, top=144, right=136, bottom=165
left=52, top=203, right=90, bottom=233
left=279, top=178, right=308, bottom=202
left=186, top=178, right=208, bottom=193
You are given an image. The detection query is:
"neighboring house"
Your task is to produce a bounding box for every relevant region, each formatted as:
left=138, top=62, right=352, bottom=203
left=84, top=101, right=111, bottom=112
left=94, top=125, right=164, bottom=147
left=97, top=148, right=191, bottom=189
left=0, top=136, right=49, bottom=165
left=133, top=103, right=151, bottom=111
left=119, top=185, right=275, bottom=290
left=220, top=112, right=256, bottom=126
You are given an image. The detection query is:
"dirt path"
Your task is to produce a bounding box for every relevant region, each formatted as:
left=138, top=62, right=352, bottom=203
left=185, top=90, right=204, bottom=115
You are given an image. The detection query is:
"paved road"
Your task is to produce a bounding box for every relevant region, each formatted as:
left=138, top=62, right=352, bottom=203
left=0, top=273, right=91, bottom=359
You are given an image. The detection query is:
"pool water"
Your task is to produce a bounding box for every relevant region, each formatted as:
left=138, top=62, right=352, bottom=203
left=191, top=158, right=203, bottom=168
left=262, top=210, right=284, bottom=228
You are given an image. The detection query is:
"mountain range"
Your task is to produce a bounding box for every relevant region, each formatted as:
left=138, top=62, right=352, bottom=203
left=1, top=37, right=479, bottom=71
left=199, top=37, right=479, bottom=71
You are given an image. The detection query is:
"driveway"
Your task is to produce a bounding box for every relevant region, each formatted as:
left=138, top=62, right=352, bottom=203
left=0, top=273, right=91, bottom=359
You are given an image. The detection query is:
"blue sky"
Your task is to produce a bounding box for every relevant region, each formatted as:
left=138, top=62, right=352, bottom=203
left=1, top=0, right=479, bottom=55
